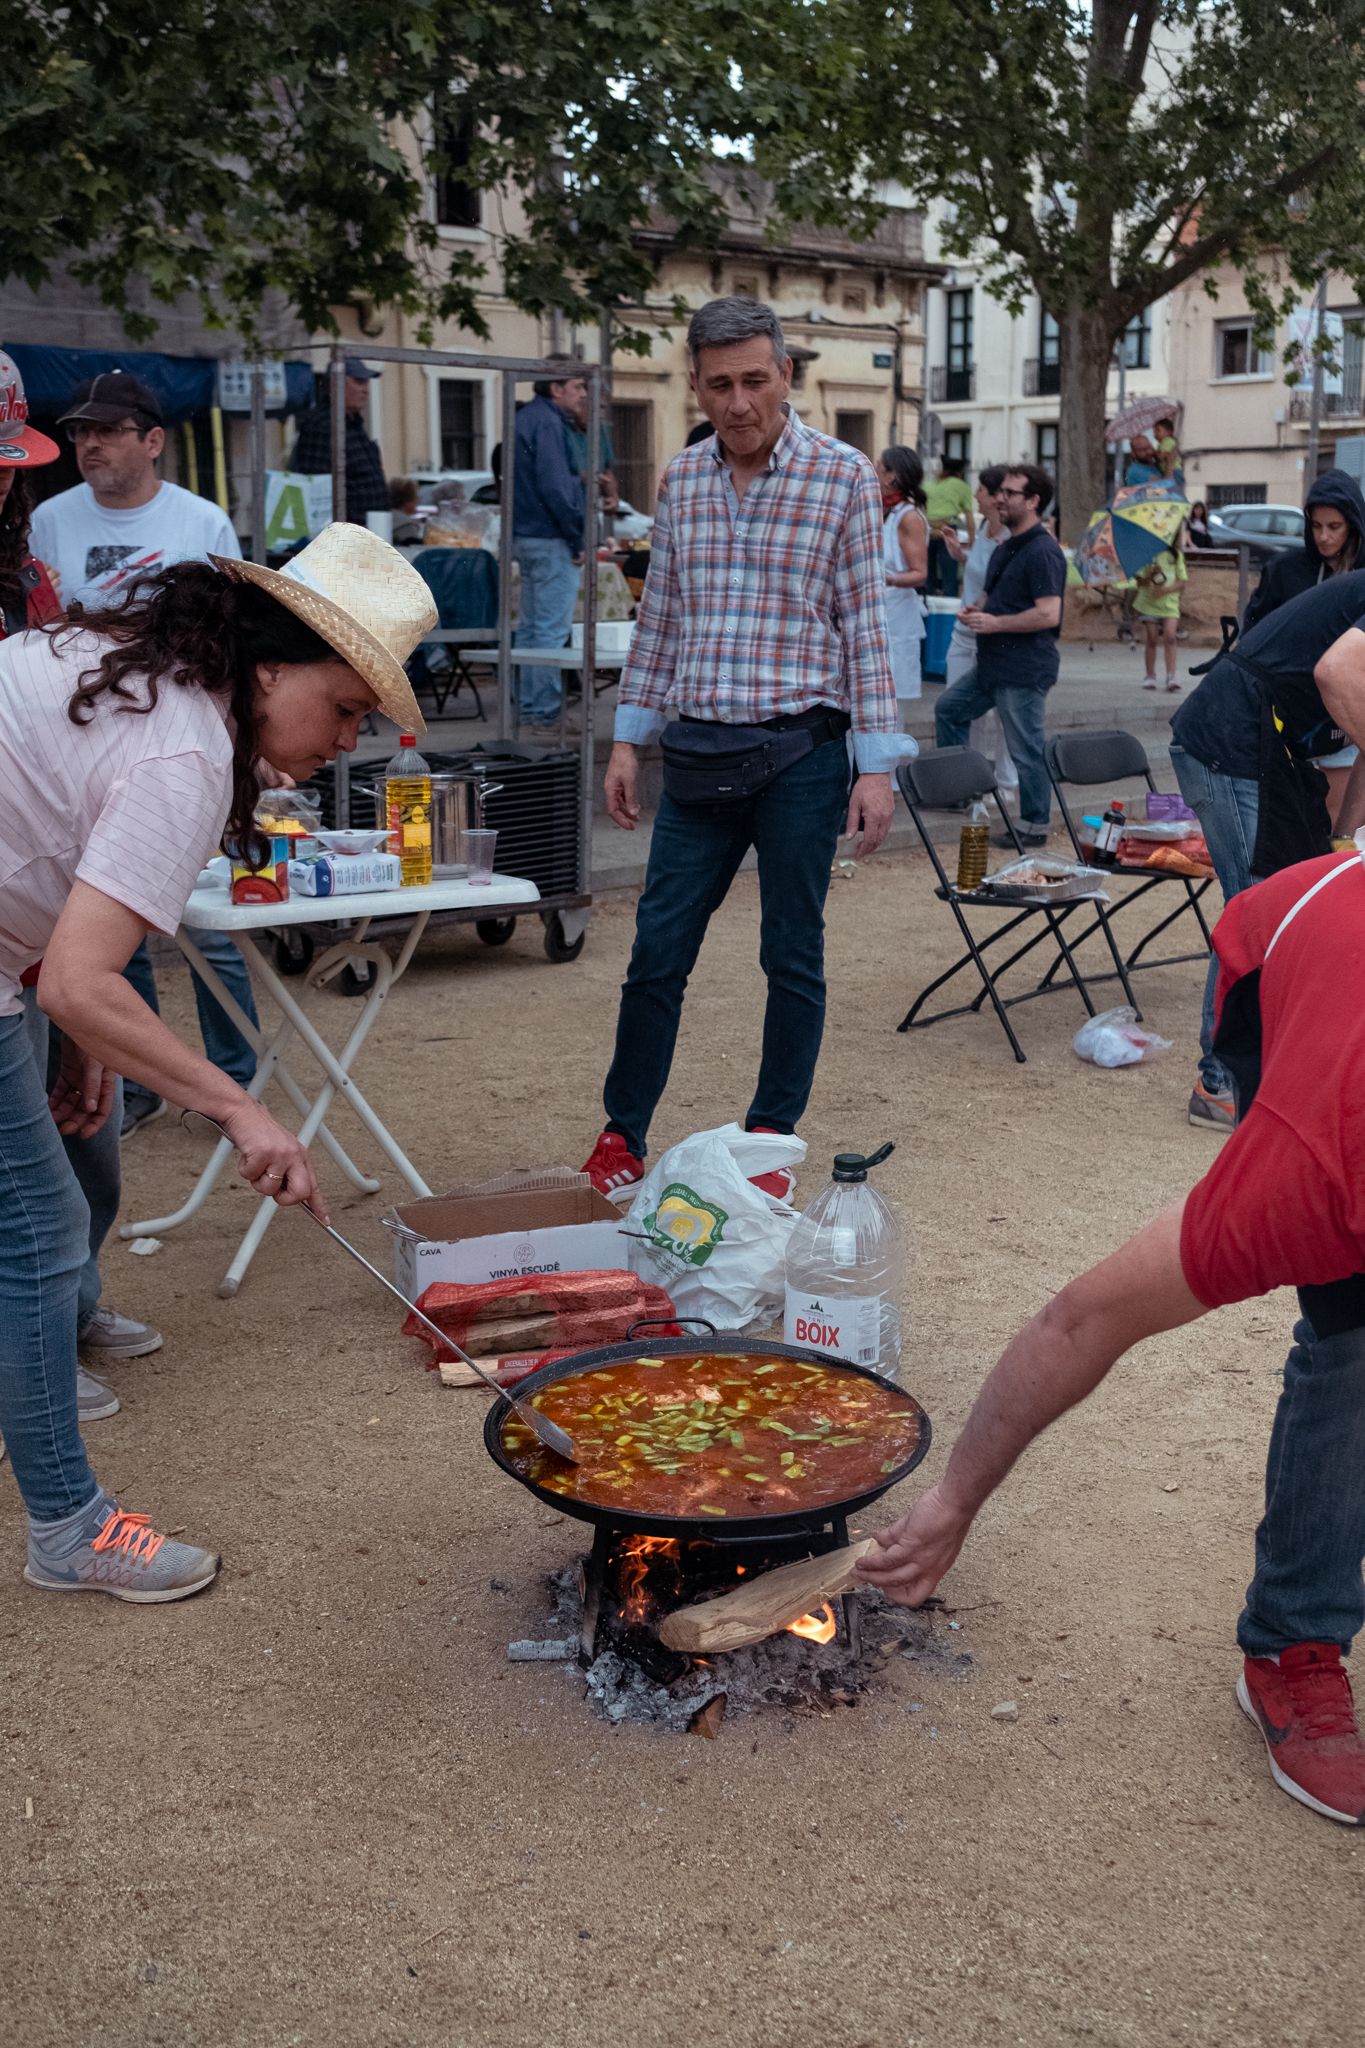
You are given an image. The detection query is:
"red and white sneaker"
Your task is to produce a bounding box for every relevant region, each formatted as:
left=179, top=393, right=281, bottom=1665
left=580, top=1130, right=645, bottom=1198
left=1238, top=1641, right=1365, bottom=1825
left=747, top=1126, right=796, bottom=1203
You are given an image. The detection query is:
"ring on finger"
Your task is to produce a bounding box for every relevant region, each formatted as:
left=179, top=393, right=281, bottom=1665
left=262, top=1169, right=281, bottom=1181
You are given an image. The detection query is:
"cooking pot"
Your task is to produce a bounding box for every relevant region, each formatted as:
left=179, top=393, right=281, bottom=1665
left=483, top=1319, right=931, bottom=1540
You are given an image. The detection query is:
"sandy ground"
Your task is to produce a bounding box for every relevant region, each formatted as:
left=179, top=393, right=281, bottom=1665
left=3, top=850, right=1362, bottom=2048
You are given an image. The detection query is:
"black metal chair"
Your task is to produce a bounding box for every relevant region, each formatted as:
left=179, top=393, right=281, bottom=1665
left=895, top=749, right=1102, bottom=1063
left=1042, top=729, right=1213, bottom=1016
left=408, top=548, right=497, bottom=719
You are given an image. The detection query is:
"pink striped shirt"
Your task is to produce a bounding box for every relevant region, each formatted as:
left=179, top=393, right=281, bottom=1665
left=0, top=629, right=233, bottom=1015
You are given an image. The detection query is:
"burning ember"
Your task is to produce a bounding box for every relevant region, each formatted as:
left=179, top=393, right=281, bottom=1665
left=785, top=1603, right=838, bottom=1645
left=615, top=1535, right=682, bottom=1625
left=508, top=1517, right=974, bottom=1733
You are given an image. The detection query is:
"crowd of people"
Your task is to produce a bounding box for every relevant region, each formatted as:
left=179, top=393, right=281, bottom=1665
left=6, top=302, right=1365, bottom=1830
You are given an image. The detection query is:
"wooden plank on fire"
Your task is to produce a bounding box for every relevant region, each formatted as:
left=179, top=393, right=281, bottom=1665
left=658, top=1539, right=879, bottom=1653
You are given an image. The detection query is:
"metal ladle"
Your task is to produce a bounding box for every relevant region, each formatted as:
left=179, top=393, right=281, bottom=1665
left=180, top=1110, right=575, bottom=1461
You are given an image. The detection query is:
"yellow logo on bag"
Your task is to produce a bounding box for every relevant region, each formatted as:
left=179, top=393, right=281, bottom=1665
left=642, top=1182, right=728, bottom=1267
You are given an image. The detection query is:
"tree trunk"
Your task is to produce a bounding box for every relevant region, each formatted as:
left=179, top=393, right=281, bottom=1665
left=1057, top=302, right=1119, bottom=545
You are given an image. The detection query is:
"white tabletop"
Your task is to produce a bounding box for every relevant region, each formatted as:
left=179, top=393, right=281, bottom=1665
left=512, top=647, right=628, bottom=670
left=182, top=869, right=540, bottom=932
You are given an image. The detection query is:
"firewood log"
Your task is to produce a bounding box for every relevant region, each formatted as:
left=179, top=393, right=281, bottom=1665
left=657, top=1539, right=878, bottom=1652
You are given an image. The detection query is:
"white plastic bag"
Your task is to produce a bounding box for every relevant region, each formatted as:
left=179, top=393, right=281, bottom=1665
left=622, top=1122, right=806, bottom=1332
left=1072, top=1006, right=1173, bottom=1069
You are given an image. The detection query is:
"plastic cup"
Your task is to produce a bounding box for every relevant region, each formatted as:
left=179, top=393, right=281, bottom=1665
left=465, top=828, right=497, bottom=886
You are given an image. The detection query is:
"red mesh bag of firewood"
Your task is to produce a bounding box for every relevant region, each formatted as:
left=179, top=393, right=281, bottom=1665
left=403, top=1269, right=680, bottom=1370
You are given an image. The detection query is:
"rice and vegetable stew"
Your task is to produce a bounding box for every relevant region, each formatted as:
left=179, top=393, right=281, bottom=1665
left=498, top=1353, right=922, bottom=1517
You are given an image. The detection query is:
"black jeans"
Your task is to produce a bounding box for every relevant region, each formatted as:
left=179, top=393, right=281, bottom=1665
left=603, top=734, right=852, bottom=1158
left=927, top=536, right=960, bottom=598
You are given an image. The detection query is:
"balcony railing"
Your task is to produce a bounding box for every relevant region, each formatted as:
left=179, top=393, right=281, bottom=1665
left=930, top=364, right=975, bottom=403
left=1287, top=367, right=1364, bottom=421
left=1023, top=357, right=1061, bottom=398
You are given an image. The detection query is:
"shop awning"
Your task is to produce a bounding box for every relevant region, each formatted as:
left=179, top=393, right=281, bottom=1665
left=3, top=343, right=314, bottom=424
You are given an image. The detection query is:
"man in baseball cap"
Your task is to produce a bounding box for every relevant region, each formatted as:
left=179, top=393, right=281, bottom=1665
left=288, top=359, right=389, bottom=526
left=57, top=368, right=164, bottom=433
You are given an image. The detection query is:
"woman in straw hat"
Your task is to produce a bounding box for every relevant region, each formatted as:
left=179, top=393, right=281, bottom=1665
left=0, top=522, right=436, bottom=1603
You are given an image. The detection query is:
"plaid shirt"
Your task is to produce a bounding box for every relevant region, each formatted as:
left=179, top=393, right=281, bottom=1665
left=288, top=404, right=390, bottom=526
left=615, top=409, right=911, bottom=772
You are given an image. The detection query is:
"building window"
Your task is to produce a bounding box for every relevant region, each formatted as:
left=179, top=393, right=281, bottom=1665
left=834, top=410, right=874, bottom=456
left=1040, top=310, right=1060, bottom=368
left=437, top=378, right=485, bottom=469
left=434, top=105, right=481, bottom=230
left=947, top=290, right=973, bottom=372
left=1208, top=482, right=1266, bottom=510
left=1120, top=307, right=1152, bottom=370
left=1035, top=422, right=1059, bottom=470
left=944, top=426, right=971, bottom=466
left=1215, top=320, right=1271, bottom=379
left=609, top=400, right=654, bottom=515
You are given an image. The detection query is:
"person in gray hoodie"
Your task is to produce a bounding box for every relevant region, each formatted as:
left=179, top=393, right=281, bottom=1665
left=1243, top=469, right=1365, bottom=630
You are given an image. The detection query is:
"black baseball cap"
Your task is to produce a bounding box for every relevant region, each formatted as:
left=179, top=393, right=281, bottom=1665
left=344, top=358, right=379, bottom=380
left=58, top=369, right=164, bottom=429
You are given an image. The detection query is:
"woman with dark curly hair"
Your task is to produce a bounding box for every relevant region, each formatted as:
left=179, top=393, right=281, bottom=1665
left=0, top=522, right=436, bottom=1604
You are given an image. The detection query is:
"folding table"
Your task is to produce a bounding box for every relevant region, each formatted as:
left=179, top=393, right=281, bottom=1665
left=119, top=868, right=540, bottom=1295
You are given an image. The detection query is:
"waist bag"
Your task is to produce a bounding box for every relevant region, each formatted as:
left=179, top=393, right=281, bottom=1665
left=659, top=708, right=850, bottom=806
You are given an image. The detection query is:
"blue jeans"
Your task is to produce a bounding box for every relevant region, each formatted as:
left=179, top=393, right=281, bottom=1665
left=603, top=733, right=852, bottom=1158
left=514, top=536, right=580, bottom=724
left=935, top=671, right=1052, bottom=827
left=122, top=929, right=258, bottom=1110
left=0, top=1009, right=100, bottom=1523
left=21, top=994, right=121, bottom=1334
left=1170, top=744, right=1259, bottom=1096
left=1239, top=1317, right=1365, bottom=1656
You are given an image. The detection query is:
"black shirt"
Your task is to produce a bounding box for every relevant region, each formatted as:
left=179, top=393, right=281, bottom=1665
left=975, top=523, right=1068, bottom=692
left=1171, top=567, right=1365, bottom=777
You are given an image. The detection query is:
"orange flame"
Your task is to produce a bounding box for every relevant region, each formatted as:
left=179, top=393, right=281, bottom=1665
left=615, top=1535, right=682, bottom=1624
left=785, top=1603, right=837, bottom=1645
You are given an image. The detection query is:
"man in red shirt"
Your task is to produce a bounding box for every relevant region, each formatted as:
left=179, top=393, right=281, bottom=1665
left=862, top=847, right=1365, bottom=1825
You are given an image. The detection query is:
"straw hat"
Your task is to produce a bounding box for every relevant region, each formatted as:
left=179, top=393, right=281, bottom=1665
left=211, top=524, right=438, bottom=735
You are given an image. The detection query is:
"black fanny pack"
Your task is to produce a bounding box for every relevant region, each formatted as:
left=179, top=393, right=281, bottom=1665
left=659, top=706, right=851, bottom=806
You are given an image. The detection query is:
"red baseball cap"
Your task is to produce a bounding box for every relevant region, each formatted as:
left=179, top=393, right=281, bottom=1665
left=0, top=352, right=59, bottom=467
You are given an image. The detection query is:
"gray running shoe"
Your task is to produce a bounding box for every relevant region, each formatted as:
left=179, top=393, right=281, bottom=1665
left=120, top=1094, right=167, bottom=1140
left=25, top=1491, right=220, bottom=1603
left=1188, top=1081, right=1236, bottom=1132
left=78, top=1305, right=163, bottom=1359
left=77, top=1367, right=120, bottom=1422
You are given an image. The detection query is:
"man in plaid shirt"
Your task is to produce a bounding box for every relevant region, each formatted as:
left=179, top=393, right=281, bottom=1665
left=581, top=296, right=914, bottom=1198
left=287, top=359, right=390, bottom=528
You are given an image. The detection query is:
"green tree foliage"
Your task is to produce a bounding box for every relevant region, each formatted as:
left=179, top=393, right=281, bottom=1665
left=4, top=0, right=766, bottom=344
left=10, top=3, right=1365, bottom=534
left=741, top=0, right=1365, bottom=528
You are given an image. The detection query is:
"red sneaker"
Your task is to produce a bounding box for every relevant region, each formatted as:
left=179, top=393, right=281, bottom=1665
left=580, top=1130, right=645, bottom=1197
left=1238, top=1642, right=1365, bottom=1825
left=747, top=1126, right=796, bottom=1203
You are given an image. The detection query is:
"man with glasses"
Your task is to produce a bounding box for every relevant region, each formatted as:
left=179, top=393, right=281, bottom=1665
left=934, top=464, right=1067, bottom=848
left=31, top=371, right=238, bottom=609
left=29, top=369, right=258, bottom=1317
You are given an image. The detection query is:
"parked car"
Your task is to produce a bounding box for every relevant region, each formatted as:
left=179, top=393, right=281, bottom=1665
left=410, top=467, right=495, bottom=504
left=1206, top=503, right=1305, bottom=555
left=607, top=498, right=653, bottom=543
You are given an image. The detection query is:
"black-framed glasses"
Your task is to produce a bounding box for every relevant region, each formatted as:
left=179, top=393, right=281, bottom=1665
left=66, top=420, right=144, bottom=445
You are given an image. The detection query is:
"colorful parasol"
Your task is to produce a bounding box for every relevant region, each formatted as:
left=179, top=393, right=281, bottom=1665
left=1105, top=395, right=1182, bottom=446
left=1073, top=482, right=1190, bottom=587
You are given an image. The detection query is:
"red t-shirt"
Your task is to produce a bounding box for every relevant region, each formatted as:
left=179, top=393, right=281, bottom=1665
left=1180, top=852, right=1365, bottom=1308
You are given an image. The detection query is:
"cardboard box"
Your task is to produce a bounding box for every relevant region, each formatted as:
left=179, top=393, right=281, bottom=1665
left=386, top=1170, right=630, bottom=1293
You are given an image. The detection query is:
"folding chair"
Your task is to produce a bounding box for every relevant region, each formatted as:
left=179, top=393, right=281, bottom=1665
left=1042, top=729, right=1214, bottom=1015
left=895, top=749, right=1102, bottom=1063
left=408, top=548, right=497, bottom=719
